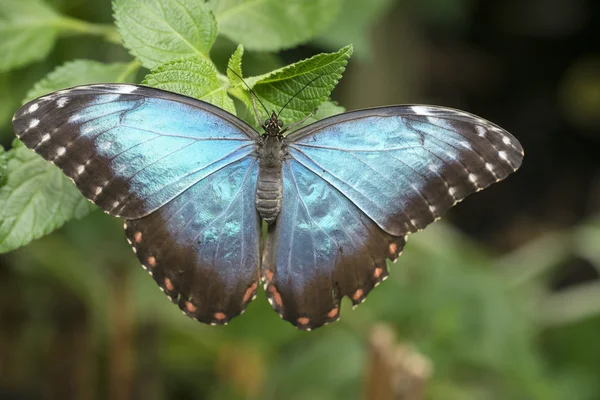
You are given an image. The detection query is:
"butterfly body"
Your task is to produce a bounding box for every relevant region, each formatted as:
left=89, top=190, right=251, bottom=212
left=13, top=84, right=524, bottom=331
left=256, top=133, right=285, bottom=224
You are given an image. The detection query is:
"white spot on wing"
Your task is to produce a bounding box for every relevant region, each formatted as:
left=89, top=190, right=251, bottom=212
left=476, top=126, right=486, bottom=137
left=115, top=85, right=137, bottom=94
left=468, top=173, right=477, bottom=183
left=57, top=98, right=68, bottom=108
left=28, top=104, right=39, bottom=113
left=485, top=163, right=494, bottom=172
left=411, top=105, right=435, bottom=123
left=55, top=147, right=66, bottom=158
left=29, top=119, right=39, bottom=129
left=411, top=105, right=433, bottom=116
left=40, top=133, right=50, bottom=143
left=95, top=187, right=103, bottom=196
left=502, top=136, right=511, bottom=145
left=498, top=151, right=508, bottom=160
left=76, top=165, right=85, bottom=175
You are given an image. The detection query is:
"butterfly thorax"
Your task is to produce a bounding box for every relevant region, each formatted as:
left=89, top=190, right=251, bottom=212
left=263, top=110, right=283, bottom=137
left=256, top=126, right=285, bottom=224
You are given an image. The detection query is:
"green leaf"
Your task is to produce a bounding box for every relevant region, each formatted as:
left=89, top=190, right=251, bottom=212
left=302, top=100, right=345, bottom=126
left=209, top=0, right=341, bottom=51
left=231, top=45, right=352, bottom=124
left=143, top=57, right=236, bottom=115
left=24, top=59, right=140, bottom=102
left=0, top=0, right=61, bottom=71
left=226, top=44, right=244, bottom=85
left=114, top=0, right=218, bottom=69
left=0, top=144, right=7, bottom=187
left=0, top=140, right=96, bottom=253
left=225, top=45, right=257, bottom=122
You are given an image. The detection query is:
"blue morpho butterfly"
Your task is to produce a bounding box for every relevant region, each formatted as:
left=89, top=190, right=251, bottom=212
left=12, top=78, right=523, bottom=331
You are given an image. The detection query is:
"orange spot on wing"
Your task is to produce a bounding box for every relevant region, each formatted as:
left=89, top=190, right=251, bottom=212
left=243, top=282, right=258, bottom=303
left=297, top=317, right=309, bottom=325
left=389, top=242, right=397, bottom=255
left=352, top=289, right=364, bottom=301
left=214, top=312, right=226, bottom=321
left=147, top=256, right=157, bottom=267
left=185, top=301, right=196, bottom=313
left=134, top=231, right=142, bottom=243
left=164, top=278, right=174, bottom=292
left=374, top=267, right=384, bottom=279
left=268, top=285, right=283, bottom=308
left=327, top=307, right=339, bottom=319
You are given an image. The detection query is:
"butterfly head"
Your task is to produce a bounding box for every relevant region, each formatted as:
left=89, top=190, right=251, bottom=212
left=263, top=111, right=284, bottom=137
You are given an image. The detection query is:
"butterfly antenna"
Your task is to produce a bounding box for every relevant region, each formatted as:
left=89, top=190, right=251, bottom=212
left=277, top=75, right=322, bottom=116
left=227, top=67, right=269, bottom=125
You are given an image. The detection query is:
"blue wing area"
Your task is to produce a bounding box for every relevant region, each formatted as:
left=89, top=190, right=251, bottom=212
left=285, top=106, right=524, bottom=236
left=125, top=157, right=261, bottom=325
left=13, top=84, right=259, bottom=219
left=13, top=84, right=262, bottom=325
left=262, top=159, right=407, bottom=331
left=266, top=105, right=524, bottom=330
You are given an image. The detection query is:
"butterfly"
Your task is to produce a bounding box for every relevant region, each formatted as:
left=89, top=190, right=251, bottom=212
left=12, top=84, right=523, bottom=331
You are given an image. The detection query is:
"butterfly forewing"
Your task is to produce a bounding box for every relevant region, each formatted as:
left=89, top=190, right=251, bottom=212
left=285, top=105, right=523, bottom=236
left=13, top=84, right=259, bottom=219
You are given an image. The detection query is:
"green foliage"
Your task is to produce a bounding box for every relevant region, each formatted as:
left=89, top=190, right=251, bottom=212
left=317, top=0, right=396, bottom=58
left=0, top=140, right=95, bottom=253
left=143, top=57, right=236, bottom=114
left=0, top=0, right=119, bottom=72
left=0, top=144, right=6, bottom=186
left=208, top=0, right=342, bottom=51
left=230, top=45, right=352, bottom=125
left=25, top=59, right=139, bottom=101
left=114, top=0, right=218, bottom=69
left=0, top=0, right=61, bottom=71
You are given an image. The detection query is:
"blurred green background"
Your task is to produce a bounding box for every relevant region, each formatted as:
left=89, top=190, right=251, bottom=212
left=1, top=0, right=600, bottom=399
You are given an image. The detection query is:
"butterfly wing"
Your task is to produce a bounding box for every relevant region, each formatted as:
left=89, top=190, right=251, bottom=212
left=263, top=105, right=523, bottom=330
left=13, top=84, right=259, bottom=219
left=261, top=158, right=407, bottom=330
left=125, top=156, right=261, bottom=324
left=13, top=84, right=262, bottom=324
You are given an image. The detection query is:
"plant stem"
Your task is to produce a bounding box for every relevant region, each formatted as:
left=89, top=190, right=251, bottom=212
left=56, top=17, right=122, bottom=45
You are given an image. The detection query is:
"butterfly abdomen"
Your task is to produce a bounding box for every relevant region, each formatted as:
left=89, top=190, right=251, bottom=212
left=256, top=136, right=284, bottom=224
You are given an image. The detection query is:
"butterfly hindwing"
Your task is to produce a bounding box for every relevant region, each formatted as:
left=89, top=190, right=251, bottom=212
left=125, top=157, right=261, bottom=325
left=13, top=84, right=259, bottom=219
left=262, top=159, right=407, bottom=330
